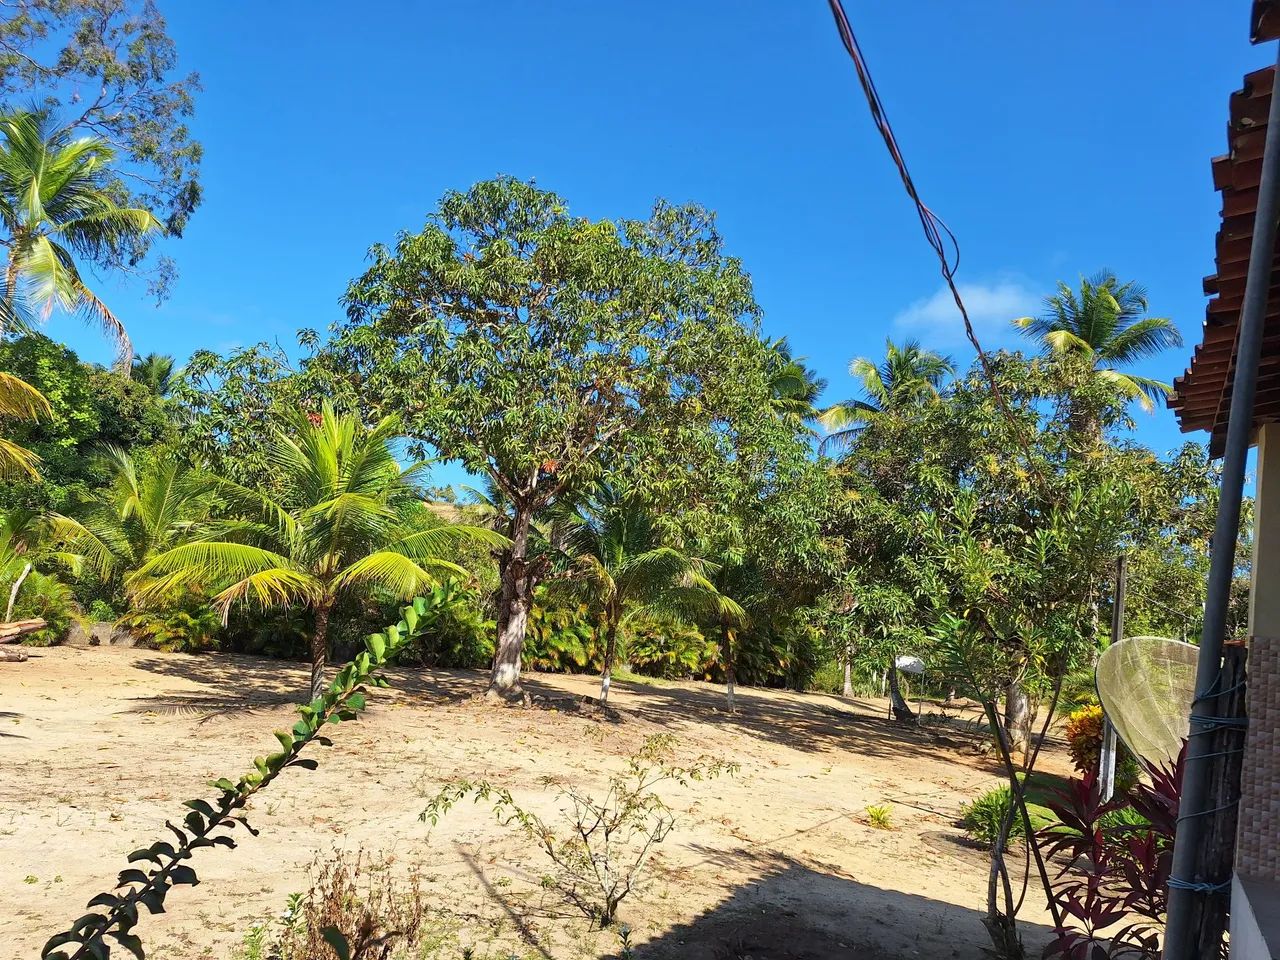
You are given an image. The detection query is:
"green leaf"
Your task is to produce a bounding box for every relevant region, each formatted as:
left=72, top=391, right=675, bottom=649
left=183, top=799, right=216, bottom=818
left=367, top=631, right=387, bottom=661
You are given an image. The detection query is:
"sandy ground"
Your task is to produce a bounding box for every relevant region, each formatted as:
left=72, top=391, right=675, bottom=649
left=0, top=645, right=1065, bottom=960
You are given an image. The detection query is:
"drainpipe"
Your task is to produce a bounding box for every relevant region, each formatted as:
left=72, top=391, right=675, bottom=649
left=1162, top=49, right=1280, bottom=960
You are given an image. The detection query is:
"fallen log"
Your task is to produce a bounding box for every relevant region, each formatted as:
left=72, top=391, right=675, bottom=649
left=0, top=647, right=28, bottom=662
left=0, top=618, right=46, bottom=644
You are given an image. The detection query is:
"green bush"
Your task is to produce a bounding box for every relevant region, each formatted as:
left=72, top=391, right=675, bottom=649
left=625, top=616, right=715, bottom=679
left=524, top=598, right=597, bottom=672
left=960, top=781, right=1056, bottom=847
left=8, top=569, right=79, bottom=644
left=117, top=596, right=222, bottom=653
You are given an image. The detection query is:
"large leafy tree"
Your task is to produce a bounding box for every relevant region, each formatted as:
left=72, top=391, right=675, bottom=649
left=0, top=0, right=201, bottom=288
left=333, top=177, right=786, bottom=700
left=0, top=112, right=159, bottom=363
left=132, top=404, right=504, bottom=699
left=168, top=342, right=309, bottom=489
left=1015, top=271, right=1182, bottom=441
left=0, top=334, right=173, bottom=510
left=556, top=485, right=728, bottom=704
left=818, top=338, right=954, bottom=453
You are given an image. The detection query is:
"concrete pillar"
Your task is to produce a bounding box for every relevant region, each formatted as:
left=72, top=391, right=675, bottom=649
left=1249, top=423, right=1280, bottom=637
left=1231, top=422, right=1280, bottom=957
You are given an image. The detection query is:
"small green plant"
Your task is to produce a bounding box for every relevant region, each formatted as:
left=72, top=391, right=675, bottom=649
left=960, top=782, right=1056, bottom=847
left=617, top=924, right=635, bottom=959
left=866, top=804, right=893, bottom=829
left=24, top=874, right=38, bottom=884
left=424, top=734, right=736, bottom=927
left=40, top=598, right=433, bottom=960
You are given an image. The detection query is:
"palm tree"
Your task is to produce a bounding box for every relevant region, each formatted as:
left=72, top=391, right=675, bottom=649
left=0, top=112, right=160, bottom=366
left=0, top=369, right=50, bottom=478
left=130, top=353, right=177, bottom=397
left=817, top=338, right=954, bottom=454
left=702, top=549, right=764, bottom=714
left=557, top=486, right=733, bottom=704
left=52, top=447, right=212, bottom=592
left=132, top=404, right=505, bottom=699
left=765, top=337, right=827, bottom=433
left=1015, top=271, right=1182, bottom=437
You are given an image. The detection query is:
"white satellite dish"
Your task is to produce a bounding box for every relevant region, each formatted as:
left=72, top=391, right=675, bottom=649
left=1095, top=635, right=1199, bottom=770
left=894, top=654, right=924, bottom=675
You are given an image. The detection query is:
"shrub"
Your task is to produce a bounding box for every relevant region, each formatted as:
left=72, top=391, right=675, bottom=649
left=1037, top=756, right=1182, bottom=960
left=523, top=596, right=597, bottom=672
left=625, top=616, right=715, bottom=679
left=243, top=852, right=427, bottom=960
left=1064, top=705, right=1140, bottom=794
left=423, top=734, right=736, bottom=927
left=9, top=569, right=79, bottom=644
left=117, top=596, right=222, bottom=653
left=960, top=781, right=1056, bottom=847
left=1064, top=705, right=1104, bottom=773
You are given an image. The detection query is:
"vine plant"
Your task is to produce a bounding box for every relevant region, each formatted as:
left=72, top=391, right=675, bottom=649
left=41, top=598, right=434, bottom=960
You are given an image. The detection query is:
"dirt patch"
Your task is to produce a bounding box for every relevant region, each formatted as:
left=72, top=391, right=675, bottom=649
left=0, top=645, right=1064, bottom=958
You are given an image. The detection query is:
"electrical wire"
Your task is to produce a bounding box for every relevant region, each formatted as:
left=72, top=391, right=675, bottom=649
left=824, top=0, right=1036, bottom=475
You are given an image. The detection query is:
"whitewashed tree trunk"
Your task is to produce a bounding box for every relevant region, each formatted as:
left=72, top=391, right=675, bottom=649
left=488, top=505, right=534, bottom=700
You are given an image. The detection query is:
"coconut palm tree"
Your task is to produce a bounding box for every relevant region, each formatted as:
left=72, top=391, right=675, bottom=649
left=132, top=404, right=506, bottom=699
left=0, top=369, right=49, bottom=478
left=0, top=112, right=160, bottom=366
left=130, top=353, right=178, bottom=397
left=765, top=337, right=827, bottom=433
left=556, top=485, right=735, bottom=704
left=817, top=338, right=954, bottom=454
left=1015, top=272, right=1182, bottom=437
left=52, top=447, right=212, bottom=592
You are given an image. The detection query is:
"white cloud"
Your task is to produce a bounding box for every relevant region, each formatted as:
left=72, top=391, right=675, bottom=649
left=892, top=279, right=1039, bottom=349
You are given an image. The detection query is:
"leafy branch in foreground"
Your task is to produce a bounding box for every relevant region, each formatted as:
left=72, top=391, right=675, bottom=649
left=41, top=597, right=433, bottom=960
left=422, top=734, right=736, bottom=927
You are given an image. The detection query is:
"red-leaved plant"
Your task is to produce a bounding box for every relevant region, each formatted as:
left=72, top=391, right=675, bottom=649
left=1037, top=747, right=1184, bottom=960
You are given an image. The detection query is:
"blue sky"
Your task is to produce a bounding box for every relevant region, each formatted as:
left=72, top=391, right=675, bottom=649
left=51, top=1, right=1266, bottom=479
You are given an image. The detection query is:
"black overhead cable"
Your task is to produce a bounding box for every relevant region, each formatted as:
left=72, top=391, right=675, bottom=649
left=823, top=0, right=1029, bottom=462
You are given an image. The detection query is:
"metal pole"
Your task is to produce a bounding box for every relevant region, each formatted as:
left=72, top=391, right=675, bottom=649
left=1163, top=50, right=1280, bottom=960
left=1099, top=554, right=1127, bottom=801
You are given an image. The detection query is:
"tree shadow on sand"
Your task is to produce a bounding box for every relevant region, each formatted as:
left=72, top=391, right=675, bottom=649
left=121, top=652, right=985, bottom=763
left=604, top=848, right=1052, bottom=960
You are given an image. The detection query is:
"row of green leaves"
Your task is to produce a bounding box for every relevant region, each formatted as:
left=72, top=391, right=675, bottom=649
left=41, top=597, right=434, bottom=960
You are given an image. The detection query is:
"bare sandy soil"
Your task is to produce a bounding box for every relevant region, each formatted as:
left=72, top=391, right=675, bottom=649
left=1, top=645, right=1065, bottom=960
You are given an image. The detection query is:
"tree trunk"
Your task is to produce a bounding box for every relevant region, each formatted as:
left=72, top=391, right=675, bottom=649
left=598, top=620, right=619, bottom=703
left=887, top=662, right=915, bottom=722
left=309, top=601, right=332, bottom=702
left=723, top=624, right=737, bottom=714
left=487, top=505, right=534, bottom=701
left=5, top=562, right=31, bottom=622
left=1003, top=679, right=1031, bottom=765
left=842, top=656, right=853, bottom=699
